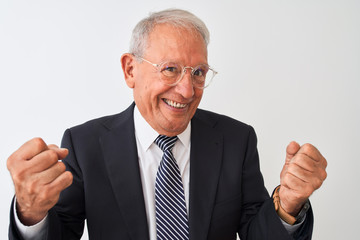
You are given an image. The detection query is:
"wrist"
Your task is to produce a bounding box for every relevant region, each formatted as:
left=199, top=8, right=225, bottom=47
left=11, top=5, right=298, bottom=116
left=16, top=202, right=47, bottom=226
left=273, top=186, right=310, bottom=225
left=13, top=200, right=49, bottom=239
left=280, top=199, right=302, bottom=217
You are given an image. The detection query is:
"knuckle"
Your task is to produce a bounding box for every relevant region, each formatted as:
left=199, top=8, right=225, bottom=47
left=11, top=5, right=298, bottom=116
left=292, top=154, right=302, bottom=163
left=26, top=180, right=39, bottom=195
left=11, top=167, right=28, bottom=183
left=46, top=150, right=59, bottom=162
left=38, top=188, right=51, bottom=200
left=321, top=169, right=327, bottom=181
left=313, top=178, right=322, bottom=190
left=302, top=143, right=313, bottom=153
left=323, top=158, right=328, bottom=168
left=6, top=157, right=14, bottom=171
left=287, top=164, right=296, bottom=174
left=32, top=137, right=46, bottom=150
left=297, top=153, right=308, bottom=162
left=316, top=177, right=323, bottom=188
left=37, top=192, right=55, bottom=208
left=47, top=144, right=59, bottom=149
left=57, top=162, right=66, bottom=172
left=41, top=185, right=60, bottom=203
left=60, top=171, right=73, bottom=188
left=311, top=160, right=318, bottom=169
left=7, top=152, right=22, bottom=170
left=66, top=171, right=74, bottom=184
left=280, top=177, right=285, bottom=186
left=282, top=172, right=292, bottom=184
left=11, top=172, right=23, bottom=184
left=288, top=162, right=298, bottom=173
left=304, top=185, right=313, bottom=197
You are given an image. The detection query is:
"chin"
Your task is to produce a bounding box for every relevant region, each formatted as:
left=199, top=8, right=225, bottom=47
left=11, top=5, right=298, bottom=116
left=162, top=123, right=187, bottom=136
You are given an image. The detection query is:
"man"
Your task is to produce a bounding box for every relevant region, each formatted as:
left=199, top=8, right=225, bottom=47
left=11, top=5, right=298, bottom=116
left=7, top=9, right=327, bottom=240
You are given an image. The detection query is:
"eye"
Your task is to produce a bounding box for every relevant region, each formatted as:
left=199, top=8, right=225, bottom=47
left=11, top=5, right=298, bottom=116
left=193, top=69, right=203, bottom=77
left=193, top=66, right=209, bottom=77
left=160, top=62, right=181, bottom=76
left=164, top=66, right=177, bottom=72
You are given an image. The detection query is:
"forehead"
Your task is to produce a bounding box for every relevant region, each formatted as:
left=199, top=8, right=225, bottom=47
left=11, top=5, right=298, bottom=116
left=144, top=24, right=208, bottom=63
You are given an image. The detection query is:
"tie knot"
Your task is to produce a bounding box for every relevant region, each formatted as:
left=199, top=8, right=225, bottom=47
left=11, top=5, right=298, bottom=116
left=155, top=135, right=178, bottom=152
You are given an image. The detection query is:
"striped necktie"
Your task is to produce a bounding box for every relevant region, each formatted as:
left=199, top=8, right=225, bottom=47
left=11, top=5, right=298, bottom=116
left=154, top=135, right=190, bottom=240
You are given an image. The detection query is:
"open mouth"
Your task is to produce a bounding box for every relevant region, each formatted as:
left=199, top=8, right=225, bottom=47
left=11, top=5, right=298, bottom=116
left=163, top=99, right=187, bottom=109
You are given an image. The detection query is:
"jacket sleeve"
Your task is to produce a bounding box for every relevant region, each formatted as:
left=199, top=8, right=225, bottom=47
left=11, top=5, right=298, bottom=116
left=9, top=129, right=85, bottom=240
left=9, top=198, right=25, bottom=240
left=49, top=128, right=86, bottom=239
left=238, top=126, right=314, bottom=240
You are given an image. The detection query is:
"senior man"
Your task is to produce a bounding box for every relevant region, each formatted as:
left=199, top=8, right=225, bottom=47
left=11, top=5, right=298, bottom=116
left=7, top=9, right=327, bottom=240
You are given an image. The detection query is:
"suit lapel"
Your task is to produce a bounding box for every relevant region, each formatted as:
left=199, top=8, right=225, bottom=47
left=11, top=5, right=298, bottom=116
left=98, top=105, right=223, bottom=240
left=100, top=104, right=149, bottom=240
left=189, top=111, right=224, bottom=240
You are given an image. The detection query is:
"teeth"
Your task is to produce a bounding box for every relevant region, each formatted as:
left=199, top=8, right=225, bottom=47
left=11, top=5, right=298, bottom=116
left=164, top=99, right=187, bottom=109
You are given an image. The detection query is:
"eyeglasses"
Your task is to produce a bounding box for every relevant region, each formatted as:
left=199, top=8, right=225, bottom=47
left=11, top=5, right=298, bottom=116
left=138, top=57, right=218, bottom=89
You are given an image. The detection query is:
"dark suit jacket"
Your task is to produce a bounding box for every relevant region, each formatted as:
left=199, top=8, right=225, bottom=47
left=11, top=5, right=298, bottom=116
left=9, top=103, right=313, bottom=239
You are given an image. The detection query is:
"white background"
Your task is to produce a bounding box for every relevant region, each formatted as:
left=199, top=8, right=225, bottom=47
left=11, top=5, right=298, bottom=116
left=1, top=0, right=359, bottom=239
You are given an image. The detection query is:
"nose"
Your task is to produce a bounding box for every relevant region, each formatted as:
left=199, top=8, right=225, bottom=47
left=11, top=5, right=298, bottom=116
left=175, top=68, right=195, bottom=99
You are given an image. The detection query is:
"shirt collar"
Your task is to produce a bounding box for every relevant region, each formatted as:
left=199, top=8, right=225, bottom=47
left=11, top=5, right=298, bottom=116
left=133, top=105, right=191, bottom=151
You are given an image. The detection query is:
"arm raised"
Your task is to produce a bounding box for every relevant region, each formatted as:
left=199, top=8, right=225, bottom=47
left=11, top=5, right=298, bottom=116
left=7, top=138, right=73, bottom=226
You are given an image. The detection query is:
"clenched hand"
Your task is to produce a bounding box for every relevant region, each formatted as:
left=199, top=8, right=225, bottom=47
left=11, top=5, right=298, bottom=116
left=7, top=138, right=73, bottom=225
left=279, top=142, right=327, bottom=216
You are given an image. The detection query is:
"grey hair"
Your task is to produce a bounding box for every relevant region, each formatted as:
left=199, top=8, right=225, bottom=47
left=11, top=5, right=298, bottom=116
left=129, top=8, right=210, bottom=57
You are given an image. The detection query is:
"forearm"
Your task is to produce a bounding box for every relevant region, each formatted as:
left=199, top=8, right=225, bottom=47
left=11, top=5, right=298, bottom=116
left=13, top=198, right=48, bottom=240
left=9, top=197, right=48, bottom=240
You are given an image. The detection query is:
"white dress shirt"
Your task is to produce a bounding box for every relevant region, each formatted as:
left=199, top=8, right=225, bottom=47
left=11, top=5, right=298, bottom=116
left=134, top=106, right=191, bottom=240
left=15, top=105, right=301, bottom=239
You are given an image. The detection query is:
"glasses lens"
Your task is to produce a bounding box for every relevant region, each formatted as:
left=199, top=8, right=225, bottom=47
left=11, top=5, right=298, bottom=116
left=193, top=65, right=215, bottom=89
left=159, top=62, right=181, bottom=84
left=158, top=61, right=216, bottom=88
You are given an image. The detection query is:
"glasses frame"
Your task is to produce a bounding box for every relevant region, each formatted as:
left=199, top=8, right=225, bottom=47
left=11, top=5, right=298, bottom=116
left=137, top=56, right=218, bottom=89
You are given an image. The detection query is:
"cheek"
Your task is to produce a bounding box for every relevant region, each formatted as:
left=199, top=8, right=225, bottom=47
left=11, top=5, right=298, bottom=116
left=139, top=83, right=164, bottom=110
left=134, top=78, right=150, bottom=100
left=193, top=89, right=204, bottom=104
left=187, top=90, right=203, bottom=117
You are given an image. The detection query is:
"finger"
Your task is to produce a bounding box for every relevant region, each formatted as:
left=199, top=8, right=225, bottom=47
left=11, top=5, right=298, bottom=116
left=280, top=171, right=309, bottom=195
left=24, top=149, right=65, bottom=173
left=47, top=144, right=59, bottom=149
left=7, top=138, right=48, bottom=171
left=291, top=154, right=318, bottom=173
left=47, top=145, right=69, bottom=160
left=17, top=138, right=50, bottom=160
left=297, top=143, right=324, bottom=163
left=283, top=162, right=326, bottom=193
left=282, top=156, right=327, bottom=191
left=286, top=162, right=314, bottom=183
left=34, top=162, right=67, bottom=185
left=46, top=171, right=73, bottom=195
left=292, top=152, right=327, bottom=178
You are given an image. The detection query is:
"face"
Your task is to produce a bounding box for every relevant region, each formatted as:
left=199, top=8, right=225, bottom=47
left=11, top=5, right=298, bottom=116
left=122, top=24, right=208, bottom=136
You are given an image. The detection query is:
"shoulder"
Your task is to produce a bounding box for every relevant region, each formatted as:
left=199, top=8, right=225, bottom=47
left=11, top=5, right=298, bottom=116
left=194, top=108, right=254, bottom=132
left=193, top=108, right=257, bottom=145
left=66, top=103, right=135, bottom=136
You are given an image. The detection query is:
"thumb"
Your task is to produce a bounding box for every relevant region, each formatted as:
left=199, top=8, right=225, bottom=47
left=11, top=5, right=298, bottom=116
left=280, top=141, right=300, bottom=179
left=285, top=141, right=300, bottom=164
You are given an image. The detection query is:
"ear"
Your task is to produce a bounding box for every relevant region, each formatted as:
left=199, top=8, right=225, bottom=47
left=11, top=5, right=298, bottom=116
left=121, top=53, right=136, bottom=88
